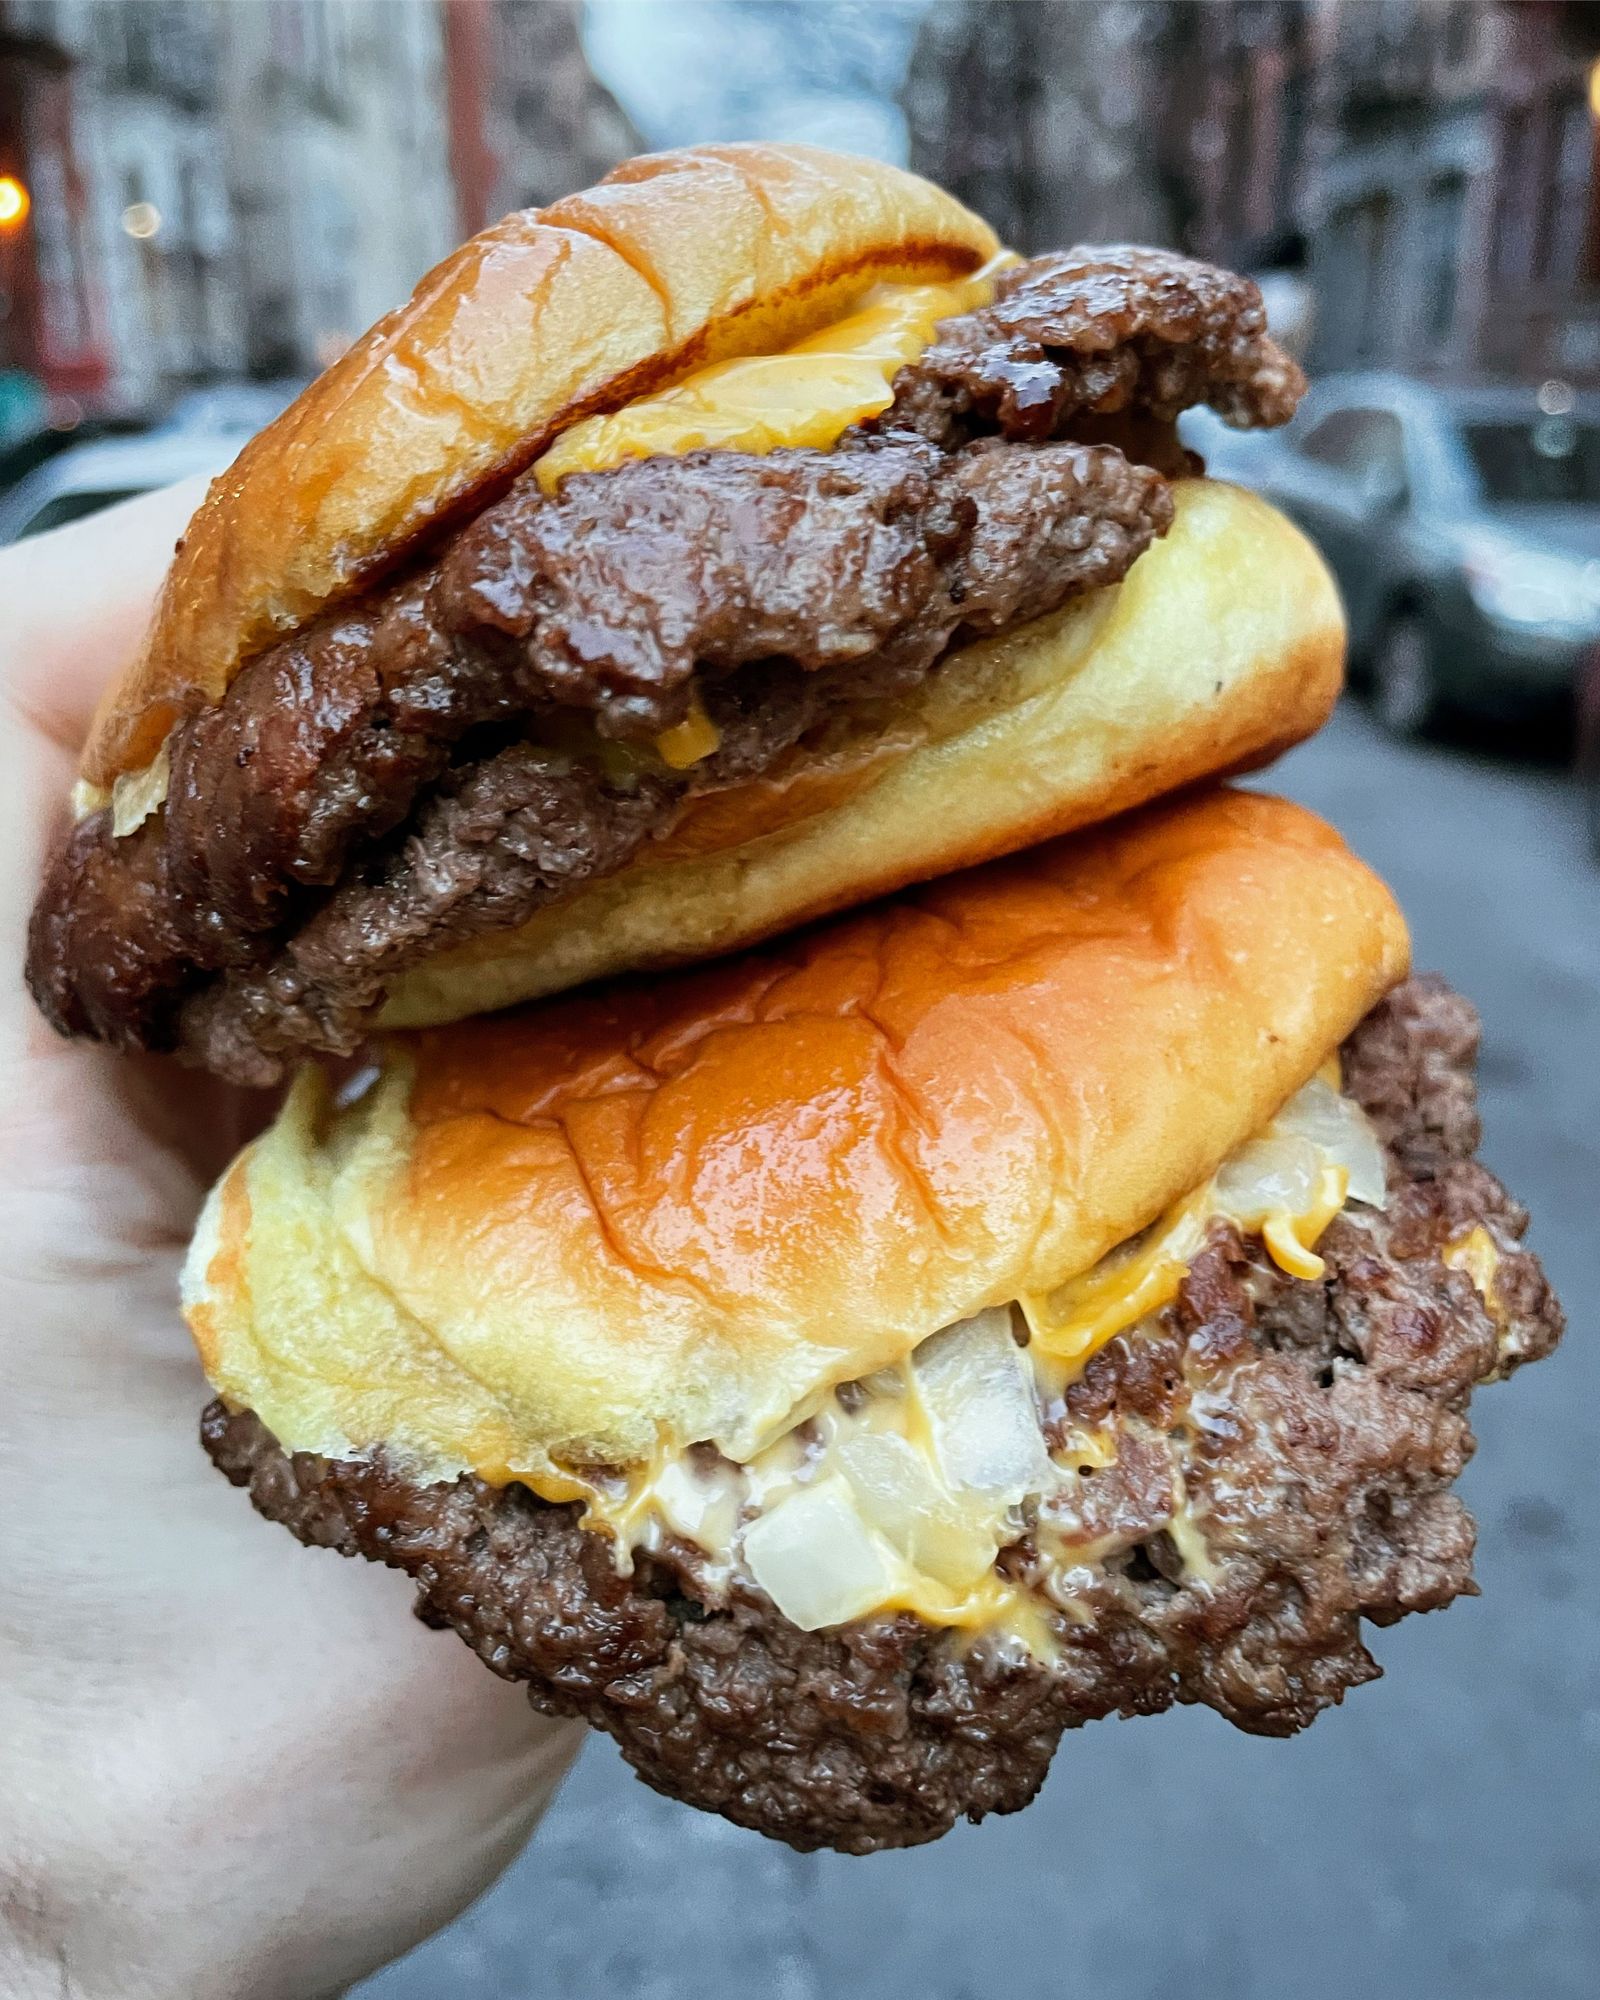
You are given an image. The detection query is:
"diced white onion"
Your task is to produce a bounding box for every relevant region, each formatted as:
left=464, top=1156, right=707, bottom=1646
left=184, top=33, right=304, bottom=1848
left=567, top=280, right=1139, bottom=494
left=1212, top=1133, right=1323, bottom=1228
left=1269, top=1076, right=1388, bottom=1208
left=741, top=1476, right=904, bottom=1630
left=837, top=1430, right=1002, bottom=1589
left=912, top=1308, right=1052, bottom=1502
left=649, top=1455, right=743, bottom=1553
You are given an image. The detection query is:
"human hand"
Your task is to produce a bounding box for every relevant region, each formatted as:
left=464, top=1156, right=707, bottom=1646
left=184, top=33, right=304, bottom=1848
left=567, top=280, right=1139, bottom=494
left=0, top=486, right=580, bottom=2000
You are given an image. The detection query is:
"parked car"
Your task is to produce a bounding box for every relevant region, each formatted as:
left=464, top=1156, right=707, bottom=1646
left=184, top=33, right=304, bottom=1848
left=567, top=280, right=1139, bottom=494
left=1578, top=642, right=1600, bottom=858
left=0, top=429, right=244, bottom=543
left=1211, top=372, right=1600, bottom=736
left=160, top=379, right=305, bottom=437
left=1179, top=403, right=1287, bottom=488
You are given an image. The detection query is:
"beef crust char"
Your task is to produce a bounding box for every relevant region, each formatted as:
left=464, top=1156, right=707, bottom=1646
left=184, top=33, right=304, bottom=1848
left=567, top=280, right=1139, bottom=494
left=28, top=248, right=1301, bottom=1083
left=884, top=246, right=1305, bottom=448
left=203, top=978, right=1562, bottom=1853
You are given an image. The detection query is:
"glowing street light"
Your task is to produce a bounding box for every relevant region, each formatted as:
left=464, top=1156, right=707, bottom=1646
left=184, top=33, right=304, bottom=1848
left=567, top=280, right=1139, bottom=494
left=0, top=175, right=30, bottom=232
left=121, top=200, right=162, bottom=241
left=1591, top=57, right=1600, bottom=122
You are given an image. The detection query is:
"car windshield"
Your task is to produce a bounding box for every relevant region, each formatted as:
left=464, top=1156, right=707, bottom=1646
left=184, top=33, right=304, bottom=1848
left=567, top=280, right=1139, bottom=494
left=1462, top=416, right=1600, bottom=504
left=12, top=487, right=144, bottom=539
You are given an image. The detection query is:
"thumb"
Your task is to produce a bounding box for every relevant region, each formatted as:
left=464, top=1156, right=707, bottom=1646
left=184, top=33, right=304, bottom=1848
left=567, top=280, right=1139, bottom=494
left=0, top=475, right=210, bottom=759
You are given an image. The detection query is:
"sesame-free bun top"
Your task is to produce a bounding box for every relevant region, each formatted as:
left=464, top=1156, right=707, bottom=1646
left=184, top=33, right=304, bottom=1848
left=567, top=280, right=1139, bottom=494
left=183, top=789, right=1410, bottom=1482
left=81, top=145, right=997, bottom=791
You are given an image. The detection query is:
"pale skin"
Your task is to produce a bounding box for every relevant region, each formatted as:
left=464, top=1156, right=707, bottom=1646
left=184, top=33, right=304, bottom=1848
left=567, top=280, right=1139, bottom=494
left=0, top=484, right=581, bottom=2000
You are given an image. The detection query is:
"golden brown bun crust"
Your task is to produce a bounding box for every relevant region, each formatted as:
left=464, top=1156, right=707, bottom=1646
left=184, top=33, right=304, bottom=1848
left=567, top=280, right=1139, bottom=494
left=380, top=479, right=1345, bottom=1029
left=81, top=146, right=996, bottom=790
left=184, top=789, right=1409, bottom=1479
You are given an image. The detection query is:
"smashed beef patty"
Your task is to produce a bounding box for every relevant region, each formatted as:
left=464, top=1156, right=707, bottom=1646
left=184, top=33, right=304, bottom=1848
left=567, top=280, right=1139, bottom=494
left=202, top=978, right=1562, bottom=1853
left=52, top=439, right=1168, bottom=1086
left=29, top=248, right=1301, bottom=1082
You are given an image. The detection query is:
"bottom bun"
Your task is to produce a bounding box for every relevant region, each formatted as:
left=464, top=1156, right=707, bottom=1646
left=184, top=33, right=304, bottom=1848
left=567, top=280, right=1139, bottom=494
left=185, top=788, right=1408, bottom=1480
left=202, top=977, right=1563, bottom=1852
left=378, top=479, right=1342, bottom=1029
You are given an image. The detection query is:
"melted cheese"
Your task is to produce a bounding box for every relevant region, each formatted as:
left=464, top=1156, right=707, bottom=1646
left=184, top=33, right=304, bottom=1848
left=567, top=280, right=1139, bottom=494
left=517, top=1073, right=1387, bottom=1655
left=1019, top=1161, right=1350, bottom=1366
left=1257, top=1166, right=1350, bottom=1280
left=1444, top=1223, right=1501, bottom=1312
left=533, top=269, right=997, bottom=494
left=1444, top=1219, right=1511, bottom=1381
left=84, top=271, right=996, bottom=829
left=1019, top=1189, right=1211, bottom=1366
left=654, top=689, right=723, bottom=769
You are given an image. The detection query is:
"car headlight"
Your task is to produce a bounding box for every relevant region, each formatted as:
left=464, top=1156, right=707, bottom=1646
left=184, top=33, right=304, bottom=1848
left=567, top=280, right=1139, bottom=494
left=1463, top=534, right=1600, bottom=637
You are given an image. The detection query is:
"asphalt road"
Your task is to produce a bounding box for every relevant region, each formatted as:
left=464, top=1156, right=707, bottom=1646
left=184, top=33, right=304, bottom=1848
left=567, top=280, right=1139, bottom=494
left=358, top=701, right=1600, bottom=2000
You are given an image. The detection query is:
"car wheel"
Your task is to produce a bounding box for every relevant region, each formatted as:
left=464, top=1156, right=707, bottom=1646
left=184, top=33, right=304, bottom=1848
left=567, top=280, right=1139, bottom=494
left=1369, top=612, right=1439, bottom=739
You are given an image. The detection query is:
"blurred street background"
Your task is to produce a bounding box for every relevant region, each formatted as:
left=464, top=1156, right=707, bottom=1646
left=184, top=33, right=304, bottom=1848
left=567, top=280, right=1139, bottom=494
left=0, top=3, right=1594, bottom=1995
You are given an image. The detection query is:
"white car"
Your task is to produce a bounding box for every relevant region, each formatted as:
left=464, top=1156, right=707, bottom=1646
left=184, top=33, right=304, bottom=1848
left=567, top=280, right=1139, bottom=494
left=0, top=427, right=256, bottom=543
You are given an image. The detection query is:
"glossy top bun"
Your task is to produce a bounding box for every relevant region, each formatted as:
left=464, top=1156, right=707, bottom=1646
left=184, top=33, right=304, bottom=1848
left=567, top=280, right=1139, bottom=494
left=83, top=145, right=996, bottom=791
left=184, top=789, right=1409, bottom=1481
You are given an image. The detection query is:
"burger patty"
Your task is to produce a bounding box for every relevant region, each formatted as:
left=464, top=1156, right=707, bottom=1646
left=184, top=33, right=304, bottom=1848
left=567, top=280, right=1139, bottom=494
left=885, top=244, right=1305, bottom=447
left=29, top=248, right=1303, bottom=1085
left=202, top=977, right=1563, bottom=1853
left=82, top=437, right=1172, bottom=1087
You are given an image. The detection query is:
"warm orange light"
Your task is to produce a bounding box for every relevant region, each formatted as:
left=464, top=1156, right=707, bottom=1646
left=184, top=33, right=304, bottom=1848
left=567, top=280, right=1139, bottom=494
left=1591, top=57, right=1600, bottom=121
left=0, top=175, right=30, bottom=231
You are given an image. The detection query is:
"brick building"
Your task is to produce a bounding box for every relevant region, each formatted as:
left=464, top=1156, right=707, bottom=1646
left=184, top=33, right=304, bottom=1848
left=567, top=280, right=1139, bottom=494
left=446, top=0, right=639, bottom=234
left=905, top=0, right=1600, bottom=386
left=0, top=0, right=638, bottom=418
left=0, top=17, right=101, bottom=414
left=220, top=0, right=456, bottom=379
left=0, top=0, right=455, bottom=407
left=1275, top=0, right=1599, bottom=381
left=1, top=0, right=239, bottom=410
left=904, top=0, right=1180, bottom=254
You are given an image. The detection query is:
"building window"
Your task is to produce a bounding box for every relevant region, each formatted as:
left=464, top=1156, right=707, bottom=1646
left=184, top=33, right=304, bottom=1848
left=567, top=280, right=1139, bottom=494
left=1549, top=95, right=1596, bottom=286
left=1276, top=60, right=1308, bottom=236
left=1423, top=173, right=1466, bottom=351
left=1440, top=0, right=1476, bottom=75
left=1493, top=108, right=1535, bottom=286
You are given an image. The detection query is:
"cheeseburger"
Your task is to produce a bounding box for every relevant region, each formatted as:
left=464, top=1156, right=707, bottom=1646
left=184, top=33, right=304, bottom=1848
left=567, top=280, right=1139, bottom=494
left=26, top=146, right=1563, bottom=1855
left=186, top=790, right=1561, bottom=1853
left=27, top=144, right=1336, bottom=1085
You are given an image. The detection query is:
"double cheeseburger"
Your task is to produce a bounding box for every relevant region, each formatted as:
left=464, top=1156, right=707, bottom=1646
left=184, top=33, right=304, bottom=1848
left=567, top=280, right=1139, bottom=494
left=28, top=144, right=1333, bottom=1082
left=28, top=148, right=1563, bottom=1853
left=188, top=790, right=1561, bottom=1853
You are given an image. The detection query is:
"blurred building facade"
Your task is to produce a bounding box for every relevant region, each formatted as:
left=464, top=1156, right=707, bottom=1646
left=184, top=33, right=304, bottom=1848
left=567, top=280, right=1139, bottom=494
left=219, top=0, right=455, bottom=379
left=0, top=0, right=457, bottom=407
left=0, top=15, right=97, bottom=419
left=907, top=0, right=1600, bottom=386
left=905, top=1, right=1180, bottom=253
left=2, top=0, right=241, bottom=411
left=1233, top=0, right=1600, bottom=384
left=0, top=0, right=638, bottom=419
left=446, top=0, right=638, bottom=233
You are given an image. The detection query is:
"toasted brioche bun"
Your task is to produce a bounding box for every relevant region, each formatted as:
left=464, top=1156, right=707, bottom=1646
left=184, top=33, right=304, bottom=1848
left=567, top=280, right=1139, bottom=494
left=81, top=145, right=996, bottom=791
left=379, top=478, right=1344, bottom=1029
left=184, top=789, right=1409, bottom=1481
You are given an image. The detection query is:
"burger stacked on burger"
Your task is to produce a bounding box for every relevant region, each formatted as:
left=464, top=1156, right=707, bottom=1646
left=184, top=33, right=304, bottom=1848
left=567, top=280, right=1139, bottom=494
left=26, top=146, right=1564, bottom=1854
